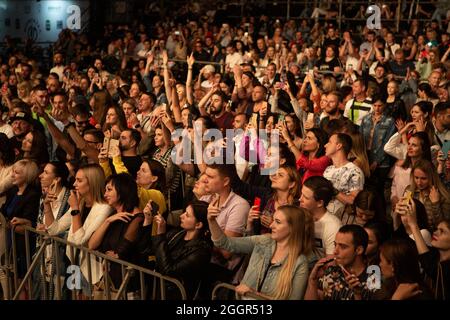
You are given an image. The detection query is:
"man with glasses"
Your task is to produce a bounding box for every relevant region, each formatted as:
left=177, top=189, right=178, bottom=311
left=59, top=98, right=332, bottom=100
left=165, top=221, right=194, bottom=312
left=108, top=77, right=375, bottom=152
left=72, top=104, right=95, bottom=135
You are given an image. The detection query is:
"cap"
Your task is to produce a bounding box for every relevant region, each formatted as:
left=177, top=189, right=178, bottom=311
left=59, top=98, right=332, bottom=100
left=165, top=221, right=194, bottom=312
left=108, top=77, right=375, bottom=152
left=9, top=111, right=33, bottom=125
left=203, top=65, right=215, bottom=74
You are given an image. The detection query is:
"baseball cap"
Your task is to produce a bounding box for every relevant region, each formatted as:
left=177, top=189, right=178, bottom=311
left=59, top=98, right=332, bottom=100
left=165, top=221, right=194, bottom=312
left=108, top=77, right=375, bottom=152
left=9, top=111, right=33, bottom=125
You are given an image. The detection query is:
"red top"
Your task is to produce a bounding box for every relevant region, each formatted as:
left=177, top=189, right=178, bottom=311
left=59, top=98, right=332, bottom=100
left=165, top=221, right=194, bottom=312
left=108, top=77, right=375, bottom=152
left=296, top=154, right=331, bottom=184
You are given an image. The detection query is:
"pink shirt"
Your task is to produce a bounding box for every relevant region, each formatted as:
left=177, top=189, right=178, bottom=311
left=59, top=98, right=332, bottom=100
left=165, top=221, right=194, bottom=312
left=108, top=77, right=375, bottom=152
left=296, top=155, right=331, bottom=184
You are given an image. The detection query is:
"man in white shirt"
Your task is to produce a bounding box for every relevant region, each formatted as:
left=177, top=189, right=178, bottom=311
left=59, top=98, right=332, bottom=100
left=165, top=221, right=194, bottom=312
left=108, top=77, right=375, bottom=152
left=323, top=133, right=364, bottom=219
left=225, top=44, right=243, bottom=71
left=300, top=176, right=342, bottom=258
left=49, top=53, right=65, bottom=81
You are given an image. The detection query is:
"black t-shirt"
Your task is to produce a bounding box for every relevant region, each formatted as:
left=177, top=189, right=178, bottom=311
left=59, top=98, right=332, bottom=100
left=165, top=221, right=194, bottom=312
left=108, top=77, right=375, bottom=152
left=121, top=155, right=143, bottom=179
left=315, top=57, right=341, bottom=72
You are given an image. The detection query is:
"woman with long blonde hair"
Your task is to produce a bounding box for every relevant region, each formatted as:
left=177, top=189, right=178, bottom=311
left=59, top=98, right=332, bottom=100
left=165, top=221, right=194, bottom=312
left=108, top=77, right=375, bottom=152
left=208, top=204, right=314, bottom=300
left=407, top=159, right=450, bottom=229
left=46, top=164, right=112, bottom=297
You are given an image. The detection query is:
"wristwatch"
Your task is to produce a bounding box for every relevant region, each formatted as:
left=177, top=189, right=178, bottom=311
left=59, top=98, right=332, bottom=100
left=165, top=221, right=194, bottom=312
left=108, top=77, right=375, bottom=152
left=70, top=209, right=80, bottom=216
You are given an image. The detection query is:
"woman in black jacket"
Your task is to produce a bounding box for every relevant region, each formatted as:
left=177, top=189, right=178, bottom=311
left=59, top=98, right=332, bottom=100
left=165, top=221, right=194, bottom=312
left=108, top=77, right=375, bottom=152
left=141, top=199, right=212, bottom=300
left=1, top=159, right=41, bottom=299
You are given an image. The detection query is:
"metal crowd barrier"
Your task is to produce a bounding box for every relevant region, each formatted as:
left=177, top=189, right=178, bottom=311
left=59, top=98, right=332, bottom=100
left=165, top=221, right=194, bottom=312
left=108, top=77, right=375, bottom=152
left=1, top=224, right=187, bottom=300
left=212, top=283, right=267, bottom=300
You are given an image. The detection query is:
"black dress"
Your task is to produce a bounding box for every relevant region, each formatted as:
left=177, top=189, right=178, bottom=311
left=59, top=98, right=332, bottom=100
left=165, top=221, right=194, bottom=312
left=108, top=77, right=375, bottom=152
left=97, top=213, right=144, bottom=289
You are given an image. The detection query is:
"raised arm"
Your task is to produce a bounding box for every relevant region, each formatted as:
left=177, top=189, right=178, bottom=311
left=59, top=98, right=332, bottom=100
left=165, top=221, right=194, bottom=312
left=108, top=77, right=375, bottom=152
left=162, top=50, right=172, bottom=106
left=186, top=53, right=195, bottom=106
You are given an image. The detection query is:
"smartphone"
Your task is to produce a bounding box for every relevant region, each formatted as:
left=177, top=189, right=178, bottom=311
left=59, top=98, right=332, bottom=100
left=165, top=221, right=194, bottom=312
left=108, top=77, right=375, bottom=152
left=402, top=190, right=413, bottom=206
left=174, top=31, right=180, bottom=36
left=151, top=201, right=160, bottom=216
left=253, top=197, right=261, bottom=211
left=103, top=137, right=120, bottom=158
left=442, top=140, right=450, bottom=160
left=277, top=114, right=285, bottom=125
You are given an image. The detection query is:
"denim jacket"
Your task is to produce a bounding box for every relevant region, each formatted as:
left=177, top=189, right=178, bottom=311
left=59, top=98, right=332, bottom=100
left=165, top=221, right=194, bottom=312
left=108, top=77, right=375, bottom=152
left=214, top=234, right=309, bottom=300
left=360, top=112, right=396, bottom=168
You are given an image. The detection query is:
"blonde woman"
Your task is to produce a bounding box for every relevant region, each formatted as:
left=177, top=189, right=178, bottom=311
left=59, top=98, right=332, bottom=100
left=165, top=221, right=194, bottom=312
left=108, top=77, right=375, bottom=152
left=46, top=164, right=112, bottom=296
left=17, top=81, right=32, bottom=104
left=1, top=159, right=40, bottom=299
left=407, top=159, right=450, bottom=229
left=208, top=204, right=314, bottom=300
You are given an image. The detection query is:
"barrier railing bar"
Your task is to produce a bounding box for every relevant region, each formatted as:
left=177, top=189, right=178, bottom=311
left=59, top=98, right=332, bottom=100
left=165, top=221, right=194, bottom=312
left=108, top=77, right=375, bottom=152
left=54, top=238, right=62, bottom=301
left=24, top=229, right=32, bottom=298
left=12, top=241, right=47, bottom=300
left=139, top=271, right=145, bottom=300
left=211, top=282, right=266, bottom=300
left=114, top=268, right=133, bottom=300
left=11, top=228, right=18, bottom=296
left=86, top=251, right=93, bottom=300
left=7, top=225, right=187, bottom=300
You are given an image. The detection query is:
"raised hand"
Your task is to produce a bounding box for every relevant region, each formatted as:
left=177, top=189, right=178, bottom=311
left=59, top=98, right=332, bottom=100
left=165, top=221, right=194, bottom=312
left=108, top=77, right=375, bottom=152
left=429, top=186, right=440, bottom=204
left=247, top=205, right=261, bottom=227
left=68, top=190, right=80, bottom=210
left=414, top=117, right=427, bottom=132
left=187, top=53, right=195, bottom=67
left=207, top=195, right=220, bottom=221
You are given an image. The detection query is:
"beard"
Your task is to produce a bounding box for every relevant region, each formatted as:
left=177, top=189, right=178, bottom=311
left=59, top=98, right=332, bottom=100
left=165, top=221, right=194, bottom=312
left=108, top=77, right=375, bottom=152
left=209, top=105, right=222, bottom=115
left=119, top=144, right=128, bottom=152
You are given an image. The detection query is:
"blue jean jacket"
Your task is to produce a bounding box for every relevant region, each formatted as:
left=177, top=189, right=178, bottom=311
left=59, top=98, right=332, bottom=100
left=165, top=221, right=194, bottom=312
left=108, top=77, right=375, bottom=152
left=360, top=113, right=396, bottom=168
left=214, top=234, right=309, bottom=300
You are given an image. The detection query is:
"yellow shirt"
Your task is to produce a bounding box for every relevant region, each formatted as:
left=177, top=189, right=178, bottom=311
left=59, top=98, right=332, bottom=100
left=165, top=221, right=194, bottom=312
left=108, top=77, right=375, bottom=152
left=99, top=156, right=167, bottom=238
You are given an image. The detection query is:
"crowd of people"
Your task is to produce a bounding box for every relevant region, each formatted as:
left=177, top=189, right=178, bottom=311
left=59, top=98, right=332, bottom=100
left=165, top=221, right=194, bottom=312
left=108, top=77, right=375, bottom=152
left=0, top=1, right=449, bottom=301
